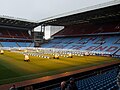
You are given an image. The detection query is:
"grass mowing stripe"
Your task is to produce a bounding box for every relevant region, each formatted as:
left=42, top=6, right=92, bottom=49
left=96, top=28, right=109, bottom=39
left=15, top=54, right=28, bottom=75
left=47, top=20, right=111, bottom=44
left=0, top=51, right=119, bottom=85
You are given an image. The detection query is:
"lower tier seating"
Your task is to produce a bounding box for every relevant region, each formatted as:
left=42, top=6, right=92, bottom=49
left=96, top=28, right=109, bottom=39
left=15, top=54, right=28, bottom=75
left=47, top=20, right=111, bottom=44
left=41, top=35, right=120, bottom=55
left=52, top=68, right=119, bottom=90
left=0, top=42, right=34, bottom=47
left=76, top=69, right=118, bottom=90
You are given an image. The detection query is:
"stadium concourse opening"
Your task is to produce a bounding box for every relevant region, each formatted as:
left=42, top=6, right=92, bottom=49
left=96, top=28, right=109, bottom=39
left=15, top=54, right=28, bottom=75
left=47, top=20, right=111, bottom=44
left=0, top=0, right=120, bottom=90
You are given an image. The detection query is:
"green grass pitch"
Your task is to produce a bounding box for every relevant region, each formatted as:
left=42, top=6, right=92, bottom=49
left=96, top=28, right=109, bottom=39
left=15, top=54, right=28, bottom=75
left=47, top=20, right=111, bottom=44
left=0, top=50, right=119, bottom=85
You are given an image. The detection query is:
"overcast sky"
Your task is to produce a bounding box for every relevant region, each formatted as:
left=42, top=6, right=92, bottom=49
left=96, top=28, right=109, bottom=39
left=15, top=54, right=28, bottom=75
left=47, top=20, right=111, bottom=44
left=0, top=0, right=113, bottom=22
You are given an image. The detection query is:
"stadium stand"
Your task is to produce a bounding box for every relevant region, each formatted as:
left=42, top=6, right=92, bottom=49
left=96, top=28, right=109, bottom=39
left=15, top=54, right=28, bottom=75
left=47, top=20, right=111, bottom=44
left=1, top=42, right=18, bottom=47
left=76, top=68, right=118, bottom=90
left=41, top=35, right=120, bottom=56
left=0, top=28, right=34, bottom=47
left=16, top=42, right=31, bottom=47
left=0, top=28, right=30, bottom=38
left=35, top=1, right=120, bottom=89
left=0, top=0, right=120, bottom=90
left=53, top=23, right=120, bottom=36
left=0, top=15, right=39, bottom=48
left=52, top=68, right=119, bottom=90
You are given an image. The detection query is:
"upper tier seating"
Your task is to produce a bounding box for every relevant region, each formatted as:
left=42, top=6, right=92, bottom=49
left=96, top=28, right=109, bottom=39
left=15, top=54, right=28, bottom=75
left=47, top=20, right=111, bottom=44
left=0, top=29, right=10, bottom=38
left=0, top=29, right=31, bottom=39
left=53, top=23, right=120, bottom=36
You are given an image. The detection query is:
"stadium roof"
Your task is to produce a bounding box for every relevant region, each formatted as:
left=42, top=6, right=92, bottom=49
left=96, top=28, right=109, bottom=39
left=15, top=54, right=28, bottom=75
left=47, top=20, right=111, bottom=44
left=0, top=15, right=39, bottom=30
left=39, top=0, right=120, bottom=26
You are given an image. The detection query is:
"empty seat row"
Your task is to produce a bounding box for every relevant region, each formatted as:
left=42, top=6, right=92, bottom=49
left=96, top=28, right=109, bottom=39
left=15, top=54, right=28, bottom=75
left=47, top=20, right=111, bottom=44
left=51, top=68, right=119, bottom=90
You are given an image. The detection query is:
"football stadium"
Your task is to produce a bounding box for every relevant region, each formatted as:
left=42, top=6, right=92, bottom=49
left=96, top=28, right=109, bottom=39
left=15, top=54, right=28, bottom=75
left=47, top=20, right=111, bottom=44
left=0, top=0, right=120, bottom=90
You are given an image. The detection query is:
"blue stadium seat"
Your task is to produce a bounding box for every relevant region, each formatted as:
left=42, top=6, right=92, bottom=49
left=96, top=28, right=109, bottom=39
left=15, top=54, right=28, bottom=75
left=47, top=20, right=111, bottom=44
left=17, top=42, right=32, bottom=47
left=1, top=42, right=18, bottom=47
left=41, top=35, right=120, bottom=55
left=51, top=68, right=119, bottom=90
